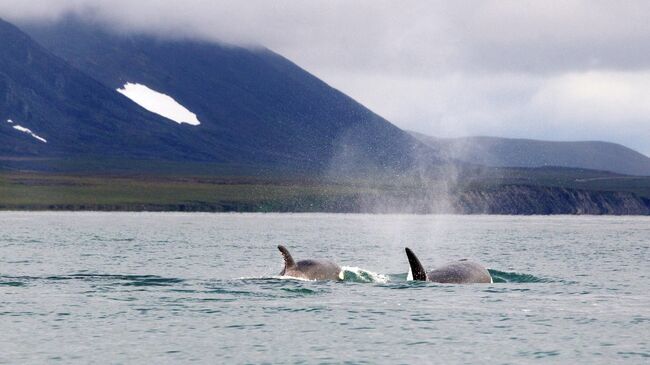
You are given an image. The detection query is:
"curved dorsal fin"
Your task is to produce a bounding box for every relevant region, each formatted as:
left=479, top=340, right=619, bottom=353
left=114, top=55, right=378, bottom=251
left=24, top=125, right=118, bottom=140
left=405, top=247, right=428, bottom=281
left=278, top=245, right=296, bottom=274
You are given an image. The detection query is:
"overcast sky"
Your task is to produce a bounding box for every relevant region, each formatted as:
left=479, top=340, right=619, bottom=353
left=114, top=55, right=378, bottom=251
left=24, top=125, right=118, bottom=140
left=1, top=0, right=649, bottom=154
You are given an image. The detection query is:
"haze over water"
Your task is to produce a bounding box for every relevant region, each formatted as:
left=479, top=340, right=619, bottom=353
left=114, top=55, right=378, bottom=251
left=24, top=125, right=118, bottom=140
left=1, top=212, right=648, bottom=364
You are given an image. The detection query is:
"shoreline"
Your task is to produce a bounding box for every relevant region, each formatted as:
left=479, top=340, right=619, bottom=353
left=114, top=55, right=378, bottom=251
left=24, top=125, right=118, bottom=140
left=2, top=209, right=650, bottom=217
left=1, top=206, right=648, bottom=216
left=2, top=172, right=649, bottom=215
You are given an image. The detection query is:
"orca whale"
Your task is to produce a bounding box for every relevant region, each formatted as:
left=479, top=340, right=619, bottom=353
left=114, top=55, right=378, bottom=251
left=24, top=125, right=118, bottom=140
left=405, top=247, right=492, bottom=284
left=277, top=245, right=342, bottom=281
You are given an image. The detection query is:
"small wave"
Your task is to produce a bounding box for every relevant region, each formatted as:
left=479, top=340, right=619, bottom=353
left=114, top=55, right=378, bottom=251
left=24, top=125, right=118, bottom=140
left=59, top=273, right=184, bottom=286
left=339, top=266, right=389, bottom=283
left=212, top=278, right=326, bottom=298
left=280, top=287, right=317, bottom=295
left=0, top=281, right=26, bottom=287
left=389, top=273, right=409, bottom=282
left=0, top=274, right=184, bottom=287
left=488, top=269, right=547, bottom=283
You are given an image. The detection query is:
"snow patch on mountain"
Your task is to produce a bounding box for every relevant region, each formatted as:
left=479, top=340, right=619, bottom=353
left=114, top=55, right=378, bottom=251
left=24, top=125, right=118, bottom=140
left=8, top=120, right=47, bottom=143
left=116, top=83, right=201, bottom=126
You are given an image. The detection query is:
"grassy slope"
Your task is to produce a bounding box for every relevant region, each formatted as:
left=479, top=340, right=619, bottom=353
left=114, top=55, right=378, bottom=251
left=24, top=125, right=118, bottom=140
left=472, top=167, right=650, bottom=198
left=0, top=172, right=364, bottom=211
left=1, top=166, right=649, bottom=212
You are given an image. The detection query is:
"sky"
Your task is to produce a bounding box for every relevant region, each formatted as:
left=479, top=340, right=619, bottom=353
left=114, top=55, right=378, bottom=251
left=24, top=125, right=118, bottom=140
left=1, top=0, right=649, bottom=155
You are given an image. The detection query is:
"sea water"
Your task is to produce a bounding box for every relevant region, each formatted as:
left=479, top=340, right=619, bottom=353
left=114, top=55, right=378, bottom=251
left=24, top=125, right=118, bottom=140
left=0, top=212, right=648, bottom=364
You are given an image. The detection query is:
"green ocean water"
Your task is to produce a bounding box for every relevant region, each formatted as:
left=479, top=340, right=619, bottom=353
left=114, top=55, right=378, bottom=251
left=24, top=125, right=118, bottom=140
left=1, top=212, right=648, bottom=364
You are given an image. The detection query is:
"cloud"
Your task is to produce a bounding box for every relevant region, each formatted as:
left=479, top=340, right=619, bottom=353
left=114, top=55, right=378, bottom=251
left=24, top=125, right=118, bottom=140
left=1, top=0, right=649, bottom=154
left=5, top=0, right=649, bottom=75
left=322, top=71, right=650, bottom=154
left=325, top=70, right=650, bottom=154
left=532, top=71, right=650, bottom=124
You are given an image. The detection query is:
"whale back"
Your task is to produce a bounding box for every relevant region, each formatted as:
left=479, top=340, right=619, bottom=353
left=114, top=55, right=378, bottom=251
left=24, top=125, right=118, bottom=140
left=277, top=245, right=341, bottom=280
left=427, top=261, right=492, bottom=284
left=405, top=247, right=492, bottom=284
left=293, top=259, right=342, bottom=281
left=405, top=247, right=428, bottom=281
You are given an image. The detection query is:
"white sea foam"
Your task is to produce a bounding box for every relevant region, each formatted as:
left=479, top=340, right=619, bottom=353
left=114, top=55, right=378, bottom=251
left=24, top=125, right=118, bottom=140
left=237, top=275, right=316, bottom=281
left=117, top=82, right=201, bottom=126
left=340, top=266, right=389, bottom=283
left=276, top=275, right=317, bottom=281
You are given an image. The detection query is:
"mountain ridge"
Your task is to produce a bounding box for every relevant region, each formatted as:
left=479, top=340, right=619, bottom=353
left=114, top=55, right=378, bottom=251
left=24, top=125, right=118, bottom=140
left=411, top=131, right=650, bottom=176
left=20, top=17, right=438, bottom=172
left=0, top=17, right=224, bottom=162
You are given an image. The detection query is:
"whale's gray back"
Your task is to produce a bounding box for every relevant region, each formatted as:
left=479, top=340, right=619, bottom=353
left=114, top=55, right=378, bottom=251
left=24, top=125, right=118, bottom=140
left=278, top=245, right=341, bottom=281
left=290, top=259, right=341, bottom=281
left=405, top=247, right=492, bottom=284
left=428, top=261, right=492, bottom=284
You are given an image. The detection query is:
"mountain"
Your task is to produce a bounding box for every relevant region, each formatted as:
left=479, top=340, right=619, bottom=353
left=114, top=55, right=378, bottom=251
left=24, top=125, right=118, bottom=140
left=411, top=132, right=650, bottom=176
left=15, top=17, right=435, bottom=172
left=0, top=17, right=225, bottom=162
left=2, top=17, right=649, bottom=214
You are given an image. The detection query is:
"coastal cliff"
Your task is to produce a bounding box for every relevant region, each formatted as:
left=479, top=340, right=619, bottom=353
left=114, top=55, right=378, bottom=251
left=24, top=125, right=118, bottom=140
left=454, top=185, right=650, bottom=215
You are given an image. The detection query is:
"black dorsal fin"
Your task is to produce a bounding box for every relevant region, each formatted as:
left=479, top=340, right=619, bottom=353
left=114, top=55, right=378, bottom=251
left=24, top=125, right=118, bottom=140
left=278, top=245, right=296, bottom=274
left=405, top=247, right=428, bottom=281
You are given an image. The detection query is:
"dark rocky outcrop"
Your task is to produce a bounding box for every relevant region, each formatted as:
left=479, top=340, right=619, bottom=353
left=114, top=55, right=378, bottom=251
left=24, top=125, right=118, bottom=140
left=454, top=185, right=650, bottom=215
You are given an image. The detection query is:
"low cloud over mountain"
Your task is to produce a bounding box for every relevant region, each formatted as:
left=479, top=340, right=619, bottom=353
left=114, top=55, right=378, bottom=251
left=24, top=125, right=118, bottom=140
left=2, top=1, right=649, bottom=155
